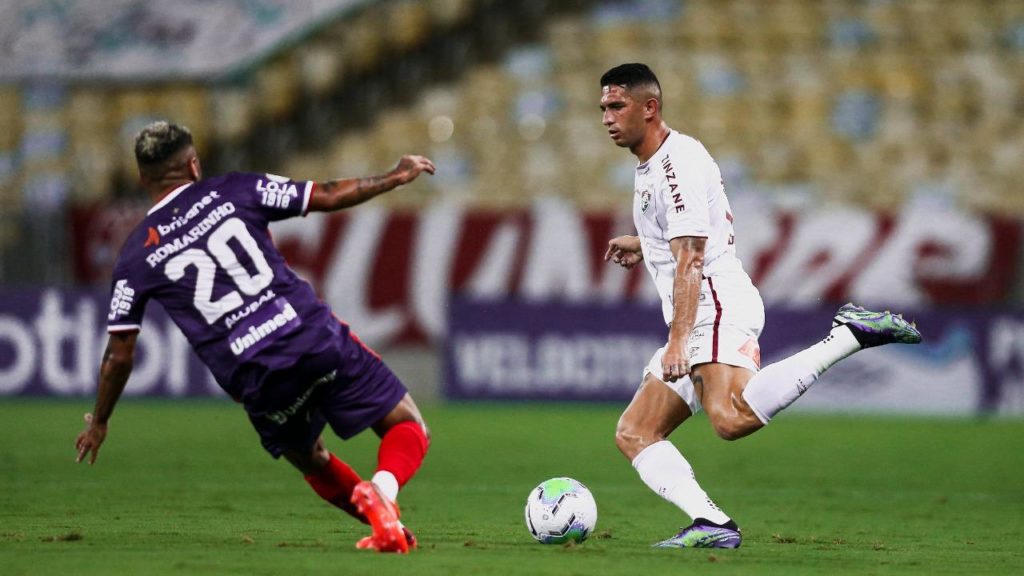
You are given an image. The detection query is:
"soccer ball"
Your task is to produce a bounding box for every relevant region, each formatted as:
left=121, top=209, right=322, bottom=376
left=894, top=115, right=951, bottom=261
left=524, top=477, right=598, bottom=544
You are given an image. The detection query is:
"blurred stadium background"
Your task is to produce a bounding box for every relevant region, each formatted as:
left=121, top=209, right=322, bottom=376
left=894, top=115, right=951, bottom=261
left=1, top=0, right=1023, bottom=415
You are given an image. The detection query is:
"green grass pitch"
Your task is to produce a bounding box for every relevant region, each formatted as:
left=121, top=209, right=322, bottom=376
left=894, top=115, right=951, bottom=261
left=1, top=400, right=1022, bottom=575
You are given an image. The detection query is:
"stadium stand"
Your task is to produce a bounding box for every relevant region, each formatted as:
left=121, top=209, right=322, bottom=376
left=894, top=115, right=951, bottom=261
left=1, top=0, right=1023, bottom=281
left=275, top=0, right=1024, bottom=214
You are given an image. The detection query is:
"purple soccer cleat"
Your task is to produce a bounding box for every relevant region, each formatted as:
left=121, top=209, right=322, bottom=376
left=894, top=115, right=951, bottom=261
left=831, top=303, right=922, bottom=349
left=653, top=518, right=742, bottom=549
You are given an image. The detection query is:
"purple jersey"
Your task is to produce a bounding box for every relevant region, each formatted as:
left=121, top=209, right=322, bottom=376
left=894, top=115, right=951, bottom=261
left=106, top=172, right=345, bottom=400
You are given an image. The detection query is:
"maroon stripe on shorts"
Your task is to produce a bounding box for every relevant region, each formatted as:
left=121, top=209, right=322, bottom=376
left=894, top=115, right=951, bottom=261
left=707, top=277, right=723, bottom=362
left=334, top=314, right=382, bottom=359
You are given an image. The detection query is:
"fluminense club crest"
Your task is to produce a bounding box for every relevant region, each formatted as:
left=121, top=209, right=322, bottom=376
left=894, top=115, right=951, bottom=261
left=639, top=188, right=652, bottom=213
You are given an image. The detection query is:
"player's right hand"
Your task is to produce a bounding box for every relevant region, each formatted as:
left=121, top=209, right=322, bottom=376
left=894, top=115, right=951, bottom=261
left=391, top=155, right=436, bottom=185
left=75, top=413, right=108, bottom=465
left=661, top=341, right=690, bottom=383
left=604, top=235, right=643, bottom=269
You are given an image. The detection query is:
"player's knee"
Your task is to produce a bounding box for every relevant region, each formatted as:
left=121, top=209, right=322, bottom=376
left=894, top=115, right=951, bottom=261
left=613, top=426, right=635, bottom=458
left=614, top=422, right=660, bottom=460
left=284, top=448, right=328, bottom=475
left=712, top=423, right=743, bottom=441
left=710, top=417, right=751, bottom=441
left=414, top=420, right=432, bottom=454
left=313, top=444, right=330, bottom=466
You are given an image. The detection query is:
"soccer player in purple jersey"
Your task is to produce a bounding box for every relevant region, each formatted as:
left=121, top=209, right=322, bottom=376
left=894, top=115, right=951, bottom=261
left=75, top=121, right=435, bottom=553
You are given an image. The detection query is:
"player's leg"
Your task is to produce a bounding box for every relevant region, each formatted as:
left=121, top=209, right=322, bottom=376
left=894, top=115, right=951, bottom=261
left=318, top=329, right=428, bottom=554
left=740, top=304, right=922, bottom=425
left=281, top=436, right=330, bottom=474
left=330, top=329, right=431, bottom=500
left=615, top=373, right=691, bottom=461
left=691, top=363, right=761, bottom=441
left=283, top=436, right=368, bottom=524
left=347, top=395, right=428, bottom=553
left=617, top=353, right=739, bottom=548
left=369, top=393, right=430, bottom=503
left=682, top=273, right=767, bottom=442
left=243, top=367, right=369, bottom=524
left=619, top=374, right=729, bottom=525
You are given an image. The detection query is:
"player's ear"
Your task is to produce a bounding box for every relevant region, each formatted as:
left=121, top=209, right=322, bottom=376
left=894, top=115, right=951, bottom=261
left=645, top=97, right=660, bottom=119
left=188, top=154, right=202, bottom=181
left=137, top=164, right=155, bottom=187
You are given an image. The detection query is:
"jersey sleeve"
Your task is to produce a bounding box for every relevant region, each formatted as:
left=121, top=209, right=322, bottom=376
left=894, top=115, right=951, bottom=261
left=106, top=253, right=150, bottom=333
left=661, top=144, right=711, bottom=240
left=243, top=172, right=315, bottom=221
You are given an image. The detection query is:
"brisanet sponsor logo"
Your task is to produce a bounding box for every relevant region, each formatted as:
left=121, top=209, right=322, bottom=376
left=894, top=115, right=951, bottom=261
left=145, top=202, right=237, bottom=268
left=155, top=190, right=222, bottom=236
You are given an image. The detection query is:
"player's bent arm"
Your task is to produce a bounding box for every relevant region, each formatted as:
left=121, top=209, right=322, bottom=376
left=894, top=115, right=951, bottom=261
left=308, top=154, right=435, bottom=212
left=667, top=236, right=706, bottom=346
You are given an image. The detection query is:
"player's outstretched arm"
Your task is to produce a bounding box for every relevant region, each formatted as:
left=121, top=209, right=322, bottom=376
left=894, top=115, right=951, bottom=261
left=308, top=155, right=436, bottom=212
left=75, top=331, right=137, bottom=465
left=605, top=235, right=643, bottom=269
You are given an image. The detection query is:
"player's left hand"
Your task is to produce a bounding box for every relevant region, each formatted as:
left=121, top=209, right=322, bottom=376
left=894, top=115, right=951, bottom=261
left=661, top=341, right=690, bottom=382
left=391, top=155, right=436, bottom=185
left=604, top=236, right=643, bottom=269
left=75, top=413, right=108, bottom=465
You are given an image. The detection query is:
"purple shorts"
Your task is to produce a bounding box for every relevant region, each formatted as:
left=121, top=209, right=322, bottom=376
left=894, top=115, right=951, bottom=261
left=241, top=335, right=407, bottom=458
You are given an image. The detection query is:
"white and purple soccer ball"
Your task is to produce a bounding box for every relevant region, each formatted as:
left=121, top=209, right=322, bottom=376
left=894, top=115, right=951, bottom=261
left=524, top=477, right=598, bottom=544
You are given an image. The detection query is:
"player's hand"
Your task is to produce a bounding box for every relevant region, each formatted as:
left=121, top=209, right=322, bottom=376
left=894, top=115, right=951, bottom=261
left=604, top=235, right=643, bottom=269
left=75, top=413, right=108, bottom=465
left=661, top=340, right=690, bottom=383
left=390, top=155, right=436, bottom=185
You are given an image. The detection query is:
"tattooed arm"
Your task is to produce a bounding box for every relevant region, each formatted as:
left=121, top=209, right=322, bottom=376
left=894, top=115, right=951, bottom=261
left=75, top=331, right=137, bottom=464
left=307, top=155, right=436, bottom=212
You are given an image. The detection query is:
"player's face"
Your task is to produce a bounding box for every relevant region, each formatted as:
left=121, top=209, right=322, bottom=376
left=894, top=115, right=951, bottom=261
left=600, top=85, right=644, bottom=149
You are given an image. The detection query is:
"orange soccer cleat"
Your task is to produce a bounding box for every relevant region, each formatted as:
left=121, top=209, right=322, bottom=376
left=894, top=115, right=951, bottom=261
left=355, top=525, right=417, bottom=551
left=350, top=481, right=411, bottom=553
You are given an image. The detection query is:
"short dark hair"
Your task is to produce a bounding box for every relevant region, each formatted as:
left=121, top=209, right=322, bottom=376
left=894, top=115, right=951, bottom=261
left=134, top=121, right=193, bottom=167
left=600, top=63, right=661, bottom=92
left=600, top=63, right=662, bottom=104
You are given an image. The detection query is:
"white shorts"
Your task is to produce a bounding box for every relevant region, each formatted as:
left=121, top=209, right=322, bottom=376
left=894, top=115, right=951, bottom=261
left=643, top=271, right=765, bottom=414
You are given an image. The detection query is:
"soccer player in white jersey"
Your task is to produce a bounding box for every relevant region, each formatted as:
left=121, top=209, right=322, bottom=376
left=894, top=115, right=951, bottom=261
left=599, top=63, right=922, bottom=548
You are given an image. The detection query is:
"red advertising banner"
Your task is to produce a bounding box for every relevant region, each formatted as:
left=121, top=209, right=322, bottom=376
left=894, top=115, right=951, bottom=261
left=71, top=199, right=1022, bottom=348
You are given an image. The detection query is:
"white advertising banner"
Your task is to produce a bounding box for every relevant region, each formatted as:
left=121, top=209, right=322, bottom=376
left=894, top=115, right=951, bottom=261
left=0, top=0, right=364, bottom=81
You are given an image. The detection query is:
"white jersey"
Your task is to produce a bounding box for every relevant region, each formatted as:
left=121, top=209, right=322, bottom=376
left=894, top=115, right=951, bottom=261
left=633, top=130, right=754, bottom=325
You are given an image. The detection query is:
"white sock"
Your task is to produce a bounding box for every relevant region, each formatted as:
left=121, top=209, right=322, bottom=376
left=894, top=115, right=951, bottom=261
left=371, top=470, right=399, bottom=502
left=632, top=440, right=731, bottom=525
left=742, top=325, right=862, bottom=424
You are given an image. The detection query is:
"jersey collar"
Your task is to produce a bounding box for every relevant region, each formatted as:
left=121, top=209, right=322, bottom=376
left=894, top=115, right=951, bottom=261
left=148, top=182, right=193, bottom=215
left=636, top=130, right=675, bottom=170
